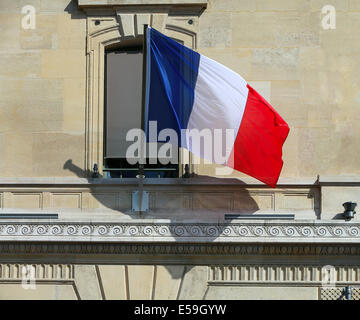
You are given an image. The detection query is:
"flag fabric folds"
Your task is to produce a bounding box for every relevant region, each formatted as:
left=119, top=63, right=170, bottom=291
left=145, top=27, right=290, bottom=187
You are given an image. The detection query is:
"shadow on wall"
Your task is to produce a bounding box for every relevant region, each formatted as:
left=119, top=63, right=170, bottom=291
left=64, top=0, right=86, bottom=19
left=63, top=159, right=260, bottom=218
left=63, top=159, right=260, bottom=281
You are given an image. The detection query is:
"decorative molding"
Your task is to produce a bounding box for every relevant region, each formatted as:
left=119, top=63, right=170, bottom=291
left=0, top=264, right=74, bottom=281
left=0, top=242, right=360, bottom=257
left=208, top=265, right=360, bottom=286
left=0, top=221, right=359, bottom=243
left=166, top=24, right=197, bottom=49
left=319, top=175, right=360, bottom=185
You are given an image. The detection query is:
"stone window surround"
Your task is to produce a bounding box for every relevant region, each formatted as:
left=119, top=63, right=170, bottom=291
left=81, top=2, right=207, bottom=177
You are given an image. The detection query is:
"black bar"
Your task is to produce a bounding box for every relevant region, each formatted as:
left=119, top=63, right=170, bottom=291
left=0, top=300, right=350, bottom=318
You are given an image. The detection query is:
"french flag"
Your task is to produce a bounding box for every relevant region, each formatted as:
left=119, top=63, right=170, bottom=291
left=145, top=27, right=290, bottom=187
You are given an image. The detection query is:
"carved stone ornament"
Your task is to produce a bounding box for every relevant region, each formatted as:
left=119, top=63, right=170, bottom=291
left=0, top=221, right=359, bottom=243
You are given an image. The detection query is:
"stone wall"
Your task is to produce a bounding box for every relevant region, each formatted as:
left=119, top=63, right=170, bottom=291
left=1, top=0, right=360, bottom=180
left=196, top=0, right=360, bottom=179
left=0, top=0, right=86, bottom=177
left=1, top=0, right=360, bottom=301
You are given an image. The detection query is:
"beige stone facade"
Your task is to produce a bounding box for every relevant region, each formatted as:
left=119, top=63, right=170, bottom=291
left=0, top=0, right=360, bottom=300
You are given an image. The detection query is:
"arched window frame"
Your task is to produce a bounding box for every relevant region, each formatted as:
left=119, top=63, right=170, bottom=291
left=84, top=9, right=199, bottom=177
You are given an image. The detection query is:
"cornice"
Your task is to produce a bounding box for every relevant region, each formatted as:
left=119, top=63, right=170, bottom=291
left=78, top=0, right=208, bottom=15
left=0, top=242, right=359, bottom=256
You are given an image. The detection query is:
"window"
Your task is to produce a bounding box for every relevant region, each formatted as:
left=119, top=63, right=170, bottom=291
left=103, top=40, right=179, bottom=178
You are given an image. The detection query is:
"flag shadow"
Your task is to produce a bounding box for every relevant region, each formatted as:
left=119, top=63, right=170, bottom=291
left=63, top=158, right=260, bottom=220
left=63, top=159, right=260, bottom=280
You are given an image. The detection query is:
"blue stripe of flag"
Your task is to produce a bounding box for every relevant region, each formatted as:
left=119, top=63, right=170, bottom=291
left=146, top=27, right=200, bottom=142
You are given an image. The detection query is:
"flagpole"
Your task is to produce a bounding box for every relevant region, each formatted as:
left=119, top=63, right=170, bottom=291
left=138, top=23, right=148, bottom=214
left=141, top=24, right=148, bottom=141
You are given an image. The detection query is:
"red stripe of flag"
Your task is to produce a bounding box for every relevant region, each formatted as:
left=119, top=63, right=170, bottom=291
left=227, top=84, right=290, bottom=187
